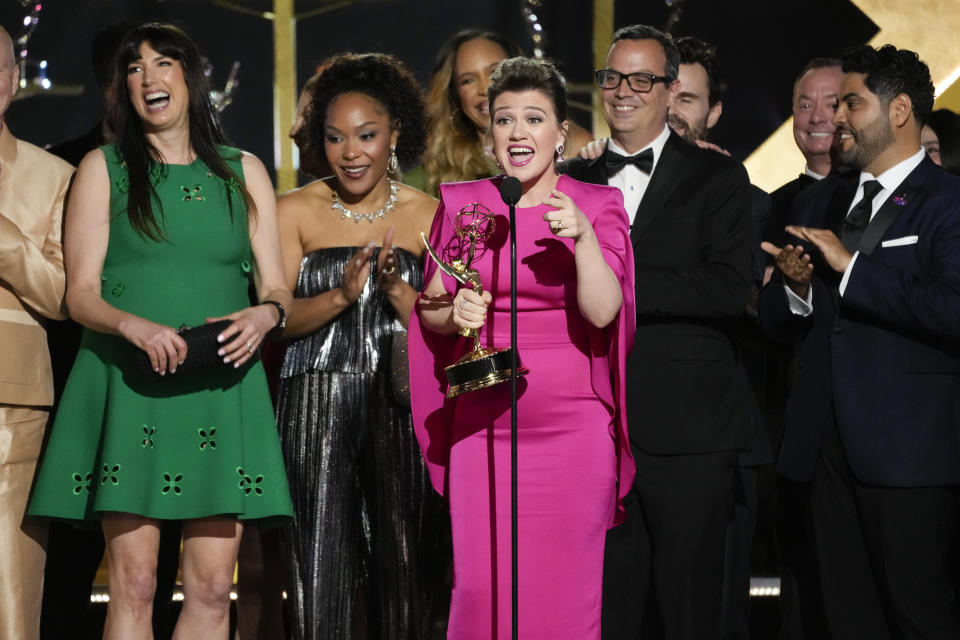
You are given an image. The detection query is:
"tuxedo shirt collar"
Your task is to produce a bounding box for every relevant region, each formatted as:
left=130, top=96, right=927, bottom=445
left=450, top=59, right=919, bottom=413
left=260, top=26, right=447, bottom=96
left=607, top=123, right=671, bottom=178
left=803, top=164, right=826, bottom=180
left=850, top=148, right=925, bottom=217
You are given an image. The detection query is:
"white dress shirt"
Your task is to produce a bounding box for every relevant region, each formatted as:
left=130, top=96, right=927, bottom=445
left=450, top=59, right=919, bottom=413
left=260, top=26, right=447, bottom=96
left=607, top=124, right=671, bottom=225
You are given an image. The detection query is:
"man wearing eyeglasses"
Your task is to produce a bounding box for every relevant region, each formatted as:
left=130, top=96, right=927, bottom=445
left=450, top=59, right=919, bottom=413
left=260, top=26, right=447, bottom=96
left=562, top=24, right=754, bottom=640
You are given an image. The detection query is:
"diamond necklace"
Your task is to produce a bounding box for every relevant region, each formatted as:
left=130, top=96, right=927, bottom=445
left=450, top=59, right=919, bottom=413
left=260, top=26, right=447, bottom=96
left=331, top=179, right=399, bottom=223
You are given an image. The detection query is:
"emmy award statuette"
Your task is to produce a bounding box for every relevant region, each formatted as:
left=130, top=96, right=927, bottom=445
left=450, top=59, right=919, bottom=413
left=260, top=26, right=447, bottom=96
left=420, top=203, right=529, bottom=397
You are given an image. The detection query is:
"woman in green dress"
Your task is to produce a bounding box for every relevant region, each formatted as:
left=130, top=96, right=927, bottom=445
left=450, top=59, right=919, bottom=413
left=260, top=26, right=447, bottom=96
left=28, top=22, right=293, bottom=639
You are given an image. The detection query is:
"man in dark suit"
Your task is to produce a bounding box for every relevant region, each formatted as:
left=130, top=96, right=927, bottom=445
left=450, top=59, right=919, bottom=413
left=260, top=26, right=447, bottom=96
left=667, top=35, right=773, bottom=640
left=761, top=57, right=845, bottom=640
left=562, top=24, right=755, bottom=640
left=760, top=44, right=960, bottom=638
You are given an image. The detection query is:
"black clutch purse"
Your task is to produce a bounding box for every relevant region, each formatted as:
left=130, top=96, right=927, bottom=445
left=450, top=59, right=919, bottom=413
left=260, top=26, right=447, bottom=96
left=134, top=320, right=234, bottom=378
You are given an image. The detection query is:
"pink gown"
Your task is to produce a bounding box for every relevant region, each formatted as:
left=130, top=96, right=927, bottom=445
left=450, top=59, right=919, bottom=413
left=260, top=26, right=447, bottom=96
left=409, top=175, right=635, bottom=639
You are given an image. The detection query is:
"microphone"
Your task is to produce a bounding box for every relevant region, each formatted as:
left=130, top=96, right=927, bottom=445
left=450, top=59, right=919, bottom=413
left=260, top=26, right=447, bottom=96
left=499, top=176, right=522, bottom=206
left=497, top=172, right=522, bottom=639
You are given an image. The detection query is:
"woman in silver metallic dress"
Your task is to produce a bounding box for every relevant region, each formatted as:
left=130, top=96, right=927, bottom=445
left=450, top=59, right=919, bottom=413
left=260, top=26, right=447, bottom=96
left=275, top=53, right=444, bottom=639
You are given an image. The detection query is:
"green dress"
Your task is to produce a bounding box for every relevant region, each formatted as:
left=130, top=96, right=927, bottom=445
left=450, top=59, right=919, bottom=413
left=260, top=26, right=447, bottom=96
left=29, top=144, right=293, bottom=524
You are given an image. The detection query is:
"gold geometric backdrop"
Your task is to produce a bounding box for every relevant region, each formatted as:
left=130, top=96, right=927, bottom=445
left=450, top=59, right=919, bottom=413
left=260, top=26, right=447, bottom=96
left=744, top=0, right=960, bottom=191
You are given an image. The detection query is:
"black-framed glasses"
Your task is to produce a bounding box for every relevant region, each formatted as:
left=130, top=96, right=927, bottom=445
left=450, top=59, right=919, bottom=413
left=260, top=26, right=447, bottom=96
left=595, top=69, right=674, bottom=93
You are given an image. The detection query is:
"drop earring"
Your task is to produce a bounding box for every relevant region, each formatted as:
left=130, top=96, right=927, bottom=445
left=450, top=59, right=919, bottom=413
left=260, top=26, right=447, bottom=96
left=388, top=146, right=400, bottom=175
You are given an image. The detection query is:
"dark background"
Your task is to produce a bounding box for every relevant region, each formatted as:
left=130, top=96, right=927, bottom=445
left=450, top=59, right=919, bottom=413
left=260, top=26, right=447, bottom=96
left=1, top=0, right=877, bottom=179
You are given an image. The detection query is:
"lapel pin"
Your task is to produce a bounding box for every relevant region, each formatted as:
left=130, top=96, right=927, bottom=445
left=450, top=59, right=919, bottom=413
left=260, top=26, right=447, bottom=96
left=892, top=195, right=907, bottom=206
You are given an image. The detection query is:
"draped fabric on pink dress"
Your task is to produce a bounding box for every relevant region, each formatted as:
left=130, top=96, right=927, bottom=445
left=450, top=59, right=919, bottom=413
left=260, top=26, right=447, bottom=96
left=408, top=175, right=635, bottom=639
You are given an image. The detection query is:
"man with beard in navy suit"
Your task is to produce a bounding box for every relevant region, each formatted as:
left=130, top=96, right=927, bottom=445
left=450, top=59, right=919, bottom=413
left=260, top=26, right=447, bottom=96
left=760, top=45, right=960, bottom=639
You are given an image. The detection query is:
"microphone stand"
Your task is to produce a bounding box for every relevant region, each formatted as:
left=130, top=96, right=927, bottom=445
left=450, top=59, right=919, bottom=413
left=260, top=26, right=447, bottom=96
left=508, top=195, right=519, bottom=640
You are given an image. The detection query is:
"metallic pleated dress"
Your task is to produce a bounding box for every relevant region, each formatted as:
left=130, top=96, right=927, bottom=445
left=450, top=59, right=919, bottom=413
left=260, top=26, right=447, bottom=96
left=277, top=247, right=446, bottom=640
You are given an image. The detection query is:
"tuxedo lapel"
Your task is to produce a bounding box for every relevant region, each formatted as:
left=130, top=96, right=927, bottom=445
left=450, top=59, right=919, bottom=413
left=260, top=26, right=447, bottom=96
left=631, top=134, right=686, bottom=242
left=580, top=155, right=608, bottom=186
left=857, top=159, right=931, bottom=255
left=825, top=173, right=859, bottom=234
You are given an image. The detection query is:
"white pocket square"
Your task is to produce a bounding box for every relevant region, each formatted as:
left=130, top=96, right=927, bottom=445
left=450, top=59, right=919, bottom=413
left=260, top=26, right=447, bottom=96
left=881, top=235, right=918, bottom=247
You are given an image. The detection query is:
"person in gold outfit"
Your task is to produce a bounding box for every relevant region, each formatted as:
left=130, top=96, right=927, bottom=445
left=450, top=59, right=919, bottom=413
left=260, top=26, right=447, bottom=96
left=0, top=24, right=75, bottom=640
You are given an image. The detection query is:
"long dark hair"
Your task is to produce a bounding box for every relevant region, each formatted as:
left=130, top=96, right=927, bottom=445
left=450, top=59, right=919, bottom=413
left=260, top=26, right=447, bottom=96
left=107, top=22, right=253, bottom=241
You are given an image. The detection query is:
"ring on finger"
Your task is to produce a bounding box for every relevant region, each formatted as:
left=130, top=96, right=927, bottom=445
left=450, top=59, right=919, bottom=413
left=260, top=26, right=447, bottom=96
left=383, top=263, right=396, bottom=276
left=247, top=340, right=254, bottom=353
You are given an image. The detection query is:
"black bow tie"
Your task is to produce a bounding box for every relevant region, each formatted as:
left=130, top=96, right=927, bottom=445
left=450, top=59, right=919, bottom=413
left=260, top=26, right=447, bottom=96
left=604, top=147, right=654, bottom=176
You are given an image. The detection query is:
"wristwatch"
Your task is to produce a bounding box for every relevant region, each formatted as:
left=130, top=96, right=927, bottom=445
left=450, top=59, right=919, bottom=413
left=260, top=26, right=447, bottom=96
left=262, top=300, right=287, bottom=333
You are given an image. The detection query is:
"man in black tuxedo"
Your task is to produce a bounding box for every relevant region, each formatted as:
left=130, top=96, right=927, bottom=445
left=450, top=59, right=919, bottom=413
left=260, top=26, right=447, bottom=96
left=667, top=35, right=773, bottom=640
left=760, top=45, right=960, bottom=638
left=562, top=24, right=754, bottom=640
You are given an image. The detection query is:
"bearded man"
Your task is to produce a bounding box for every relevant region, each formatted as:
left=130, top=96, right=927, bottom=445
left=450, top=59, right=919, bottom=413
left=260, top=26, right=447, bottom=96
left=760, top=44, right=960, bottom=639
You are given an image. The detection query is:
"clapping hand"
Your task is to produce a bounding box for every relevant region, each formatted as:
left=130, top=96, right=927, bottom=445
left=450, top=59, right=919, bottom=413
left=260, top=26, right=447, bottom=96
left=377, top=226, right=403, bottom=295
left=760, top=240, right=814, bottom=299
left=341, top=242, right=375, bottom=304
left=784, top=225, right=853, bottom=273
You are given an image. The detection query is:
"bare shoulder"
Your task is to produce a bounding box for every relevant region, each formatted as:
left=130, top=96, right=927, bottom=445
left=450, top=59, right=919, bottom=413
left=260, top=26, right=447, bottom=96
left=76, top=147, right=108, bottom=174
left=397, top=182, right=438, bottom=226
left=278, top=178, right=332, bottom=213
left=239, top=150, right=271, bottom=180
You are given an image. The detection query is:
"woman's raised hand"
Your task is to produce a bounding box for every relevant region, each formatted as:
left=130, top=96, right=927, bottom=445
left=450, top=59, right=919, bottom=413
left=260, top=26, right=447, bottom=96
left=341, top=243, right=374, bottom=304
left=377, top=226, right=403, bottom=295
left=542, top=188, right=593, bottom=242
left=451, top=287, right=491, bottom=332
left=119, top=316, right=188, bottom=375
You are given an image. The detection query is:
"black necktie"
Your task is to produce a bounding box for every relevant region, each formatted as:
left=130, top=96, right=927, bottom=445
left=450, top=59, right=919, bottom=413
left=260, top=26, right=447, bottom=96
left=604, top=147, right=654, bottom=176
left=841, top=180, right=883, bottom=251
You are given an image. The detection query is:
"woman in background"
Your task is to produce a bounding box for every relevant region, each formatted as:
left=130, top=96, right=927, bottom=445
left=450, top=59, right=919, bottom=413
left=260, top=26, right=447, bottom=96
left=921, top=108, right=960, bottom=175
left=411, top=29, right=592, bottom=196
left=275, top=52, right=444, bottom=640
left=410, top=56, right=635, bottom=639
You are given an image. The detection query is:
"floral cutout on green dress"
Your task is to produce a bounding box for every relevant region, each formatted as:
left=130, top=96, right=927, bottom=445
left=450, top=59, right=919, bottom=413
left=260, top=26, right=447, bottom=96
left=198, top=427, right=217, bottom=451
left=101, top=463, right=121, bottom=486
left=162, top=473, right=184, bottom=496
left=72, top=472, right=93, bottom=495
left=236, top=467, right=264, bottom=496
left=141, top=425, right=156, bottom=449
left=181, top=185, right=204, bottom=202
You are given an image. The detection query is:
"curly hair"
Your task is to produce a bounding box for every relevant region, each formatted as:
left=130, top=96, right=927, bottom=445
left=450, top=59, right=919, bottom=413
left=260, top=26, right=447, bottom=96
left=422, top=30, right=524, bottom=195
left=675, top=36, right=725, bottom=106
left=306, top=52, right=426, bottom=171
left=488, top=57, right=568, bottom=124
left=841, top=45, right=934, bottom=125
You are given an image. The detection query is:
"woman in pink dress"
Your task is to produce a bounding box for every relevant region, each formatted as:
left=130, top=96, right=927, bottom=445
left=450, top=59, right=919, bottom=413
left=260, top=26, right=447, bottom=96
left=408, top=57, right=636, bottom=639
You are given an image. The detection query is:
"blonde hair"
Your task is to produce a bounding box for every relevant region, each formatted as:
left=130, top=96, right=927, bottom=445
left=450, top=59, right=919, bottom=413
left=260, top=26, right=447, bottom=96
left=422, top=30, right=523, bottom=196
